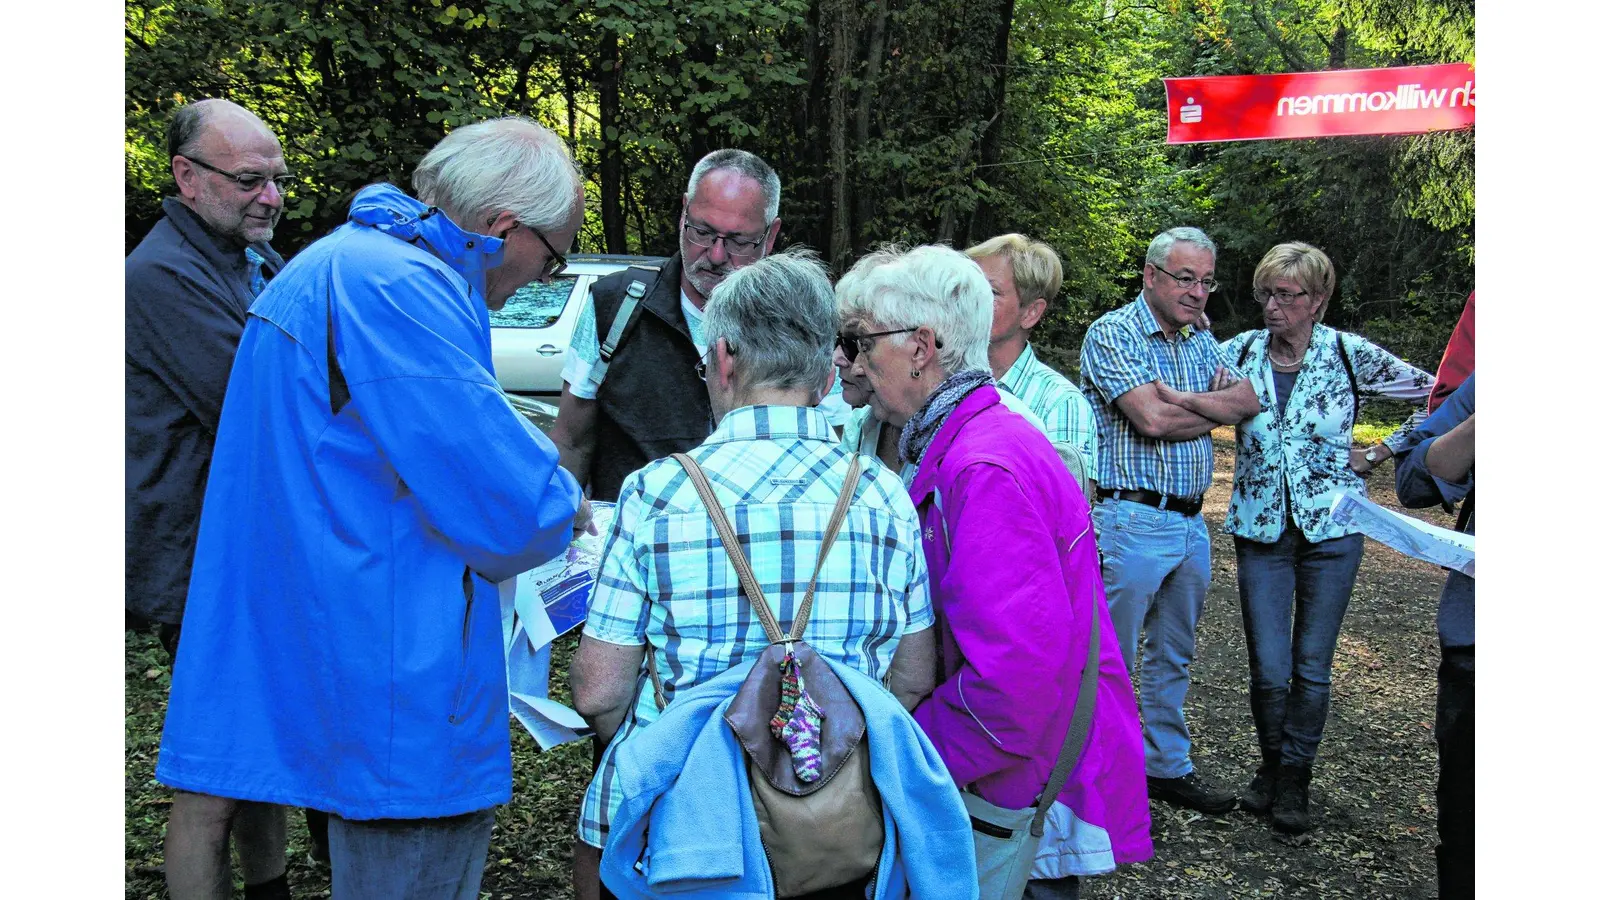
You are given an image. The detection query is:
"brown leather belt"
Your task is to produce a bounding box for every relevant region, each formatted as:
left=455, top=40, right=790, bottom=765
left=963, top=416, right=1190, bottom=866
left=1096, top=488, right=1202, bottom=517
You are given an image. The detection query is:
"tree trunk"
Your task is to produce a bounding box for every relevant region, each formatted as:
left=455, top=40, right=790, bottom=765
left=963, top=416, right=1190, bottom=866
left=969, top=0, right=1015, bottom=241
left=597, top=28, right=626, bottom=252
left=850, top=0, right=891, bottom=253
left=1328, top=23, right=1348, bottom=70
left=827, top=0, right=858, bottom=269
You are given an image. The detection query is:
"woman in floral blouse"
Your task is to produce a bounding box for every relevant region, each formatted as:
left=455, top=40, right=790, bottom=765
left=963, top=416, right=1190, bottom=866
left=1214, top=242, right=1434, bottom=836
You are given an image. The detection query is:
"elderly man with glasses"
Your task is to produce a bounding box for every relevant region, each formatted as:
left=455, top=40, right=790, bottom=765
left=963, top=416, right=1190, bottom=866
left=126, top=98, right=305, bottom=900
left=154, top=117, right=587, bottom=900
left=550, top=149, right=783, bottom=504
left=1078, top=226, right=1261, bottom=817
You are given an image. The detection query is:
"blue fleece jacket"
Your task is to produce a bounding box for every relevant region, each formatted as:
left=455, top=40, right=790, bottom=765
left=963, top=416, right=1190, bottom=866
left=601, top=657, right=978, bottom=899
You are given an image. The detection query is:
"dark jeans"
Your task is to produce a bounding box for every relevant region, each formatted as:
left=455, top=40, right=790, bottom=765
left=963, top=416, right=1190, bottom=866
left=1436, top=646, right=1474, bottom=899
left=1234, top=529, right=1364, bottom=768
left=328, top=808, right=496, bottom=900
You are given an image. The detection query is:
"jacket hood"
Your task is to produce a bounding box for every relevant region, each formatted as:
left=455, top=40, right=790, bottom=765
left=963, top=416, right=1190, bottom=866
left=347, top=183, right=506, bottom=300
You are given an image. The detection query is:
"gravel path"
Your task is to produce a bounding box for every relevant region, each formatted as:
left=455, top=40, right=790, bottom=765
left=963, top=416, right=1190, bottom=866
left=125, top=430, right=1452, bottom=898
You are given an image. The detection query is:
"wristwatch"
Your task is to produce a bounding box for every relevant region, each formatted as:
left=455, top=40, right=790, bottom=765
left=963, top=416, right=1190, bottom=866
left=1365, top=447, right=1382, bottom=463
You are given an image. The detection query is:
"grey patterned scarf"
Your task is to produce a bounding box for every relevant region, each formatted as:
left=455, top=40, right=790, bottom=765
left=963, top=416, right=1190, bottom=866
left=897, top=369, right=995, bottom=465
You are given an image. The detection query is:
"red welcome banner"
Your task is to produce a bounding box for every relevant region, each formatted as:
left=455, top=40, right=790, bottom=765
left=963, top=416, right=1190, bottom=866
left=1164, top=64, right=1474, bottom=144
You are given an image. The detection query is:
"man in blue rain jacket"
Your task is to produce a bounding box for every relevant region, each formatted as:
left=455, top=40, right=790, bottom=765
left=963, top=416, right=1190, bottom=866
left=157, top=118, right=588, bottom=899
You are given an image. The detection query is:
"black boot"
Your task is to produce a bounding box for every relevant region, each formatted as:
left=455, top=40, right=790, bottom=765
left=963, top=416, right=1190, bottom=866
left=1240, top=753, right=1279, bottom=815
left=1272, top=763, right=1312, bottom=835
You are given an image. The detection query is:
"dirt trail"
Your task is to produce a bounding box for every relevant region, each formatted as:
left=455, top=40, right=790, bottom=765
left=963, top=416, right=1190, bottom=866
left=125, top=430, right=1452, bottom=899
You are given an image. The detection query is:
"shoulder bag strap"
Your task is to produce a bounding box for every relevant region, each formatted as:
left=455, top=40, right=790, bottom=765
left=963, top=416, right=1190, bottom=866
left=1029, top=599, right=1102, bottom=837
left=1236, top=329, right=1262, bottom=368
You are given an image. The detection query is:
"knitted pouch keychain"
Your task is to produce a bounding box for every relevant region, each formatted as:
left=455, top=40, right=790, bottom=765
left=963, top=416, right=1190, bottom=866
left=769, top=652, right=827, bottom=782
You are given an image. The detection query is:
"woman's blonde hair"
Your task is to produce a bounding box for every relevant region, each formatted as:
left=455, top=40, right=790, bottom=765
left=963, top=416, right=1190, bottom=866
left=1253, top=242, right=1336, bottom=322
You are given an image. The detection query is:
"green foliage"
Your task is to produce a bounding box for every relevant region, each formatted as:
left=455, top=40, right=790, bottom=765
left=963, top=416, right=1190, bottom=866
left=127, top=0, right=1473, bottom=369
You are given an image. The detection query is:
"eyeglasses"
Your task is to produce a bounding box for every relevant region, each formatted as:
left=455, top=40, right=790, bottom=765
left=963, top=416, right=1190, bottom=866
left=682, top=216, right=770, bottom=258
left=525, top=224, right=568, bottom=280
left=498, top=219, right=568, bottom=281
left=695, top=344, right=736, bottom=381
left=1253, top=288, right=1310, bottom=306
left=1151, top=262, right=1219, bottom=293
left=835, top=328, right=939, bottom=365
left=183, top=156, right=297, bottom=194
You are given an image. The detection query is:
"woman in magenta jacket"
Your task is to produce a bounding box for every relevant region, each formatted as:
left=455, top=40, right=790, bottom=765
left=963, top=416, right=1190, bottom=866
left=837, top=244, right=1152, bottom=899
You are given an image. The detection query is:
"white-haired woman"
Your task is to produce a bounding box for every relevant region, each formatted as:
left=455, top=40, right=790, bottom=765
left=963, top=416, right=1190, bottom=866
left=834, top=246, right=1053, bottom=486
left=1205, top=242, right=1435, bottom=836
left=842, top=245, right=1151, bottom=899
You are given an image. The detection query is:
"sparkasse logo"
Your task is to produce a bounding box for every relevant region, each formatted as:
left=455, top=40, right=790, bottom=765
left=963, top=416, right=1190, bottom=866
left=1276, top=80, right=1475, bottom=116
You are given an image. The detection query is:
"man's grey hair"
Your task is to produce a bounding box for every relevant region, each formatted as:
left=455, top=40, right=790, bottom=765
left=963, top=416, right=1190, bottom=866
left=703, top=248, right=837, bottom=395
left=413, top=117, right=584, bottom=233
left=685, top=149, right=781, bottom=225
left=166, top=98, right=265, bottom=159
left=1146, top=226, right=1217, bottom=268
left=848, top=244, right=993, bottom=376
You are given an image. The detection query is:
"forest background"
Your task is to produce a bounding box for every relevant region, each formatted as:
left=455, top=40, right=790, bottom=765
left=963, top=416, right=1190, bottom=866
left=125, top=0, right=1474, bottom=370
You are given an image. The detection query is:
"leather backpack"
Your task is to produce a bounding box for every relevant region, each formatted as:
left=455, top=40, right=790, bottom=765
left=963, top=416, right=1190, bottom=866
left=647, top=452, right=884, bottom=897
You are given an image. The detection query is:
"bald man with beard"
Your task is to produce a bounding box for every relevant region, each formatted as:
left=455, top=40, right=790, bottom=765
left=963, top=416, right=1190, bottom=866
left=126, top=99, right=299, bottom=899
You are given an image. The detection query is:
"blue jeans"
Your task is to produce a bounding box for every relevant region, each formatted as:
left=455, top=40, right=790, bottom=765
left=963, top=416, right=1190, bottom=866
left=1093, top=498, right=1211, bottom=779
left=1233, top=528, right=1364, bottom=768
left=328, top=808, right=496, bottom=900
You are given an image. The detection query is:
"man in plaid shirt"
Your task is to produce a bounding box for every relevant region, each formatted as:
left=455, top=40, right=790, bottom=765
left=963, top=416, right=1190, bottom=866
left=1078, top=226, right=1260, bottom=816
left=568, top=249, right=937, bottom=900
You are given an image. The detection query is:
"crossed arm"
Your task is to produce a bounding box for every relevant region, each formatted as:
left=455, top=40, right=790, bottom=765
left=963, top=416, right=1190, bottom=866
left=1115, top=365, right=1261, bottom=441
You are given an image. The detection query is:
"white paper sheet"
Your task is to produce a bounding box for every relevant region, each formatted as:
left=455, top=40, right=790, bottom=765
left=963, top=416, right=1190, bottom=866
left=495, top=505, right=615, bottom=750
left=1330, top=489, right=1474, bottom=577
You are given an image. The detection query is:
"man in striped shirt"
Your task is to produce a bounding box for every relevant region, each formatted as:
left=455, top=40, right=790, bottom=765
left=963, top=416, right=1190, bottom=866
left=966, top=233, right=1099, bottom=499
left=1078, top=226, right=1260, bottom=816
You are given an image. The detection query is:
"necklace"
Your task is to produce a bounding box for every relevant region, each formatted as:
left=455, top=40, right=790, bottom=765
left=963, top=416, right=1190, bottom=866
left=1268, top=343, right=1306, bottom=369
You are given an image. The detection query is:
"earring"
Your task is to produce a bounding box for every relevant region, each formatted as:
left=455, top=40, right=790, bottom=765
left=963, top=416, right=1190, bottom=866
left=910, top=369, right=922, bottom=379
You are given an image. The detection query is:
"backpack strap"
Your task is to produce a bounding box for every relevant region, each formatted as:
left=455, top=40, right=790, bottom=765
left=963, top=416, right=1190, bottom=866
left=1236, top=329, right=1263, bottom=368
left=1030, top=597, right=1101, bottom=837
left=646, top=452, right=862, bottom=707
left=591, top=265, right=661, bottom=385
left=1336, top=333, right=1360, bottom=422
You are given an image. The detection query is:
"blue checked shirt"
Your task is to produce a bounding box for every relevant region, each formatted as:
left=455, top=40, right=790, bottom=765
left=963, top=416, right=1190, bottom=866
left=577, top=404, right=934, bottom=847
left=998, top=342, right=1099, bottom=482
left=1079, top=294, right=1236, bottom=500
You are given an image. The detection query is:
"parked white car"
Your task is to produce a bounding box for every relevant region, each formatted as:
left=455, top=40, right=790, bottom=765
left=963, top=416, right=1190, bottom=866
left=489, top=254, right=660, bottom=398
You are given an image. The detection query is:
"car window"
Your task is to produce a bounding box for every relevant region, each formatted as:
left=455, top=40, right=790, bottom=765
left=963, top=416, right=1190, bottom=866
left=490, top=276, right=579, bottom=329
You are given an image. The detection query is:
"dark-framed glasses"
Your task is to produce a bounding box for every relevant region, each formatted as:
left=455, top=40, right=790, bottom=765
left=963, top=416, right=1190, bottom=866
left=498, top=219, right=568, bottom=281
left=835, top=327, right=935, bottom=364
left=1152, top=262, right=1219, bottom=293
left=1254, top=287, right=1310, bottom=306
left=682, top=216, right=770, bottom=258
left=183, top=156, right=297, bottom=194
left=525, top=224, right=568, bottom=280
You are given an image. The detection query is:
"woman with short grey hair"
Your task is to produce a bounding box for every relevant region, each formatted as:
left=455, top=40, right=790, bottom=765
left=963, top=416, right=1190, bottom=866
left=842, top=245, right=1151, bottom=900
left=571, top=248, right=951, bottom=900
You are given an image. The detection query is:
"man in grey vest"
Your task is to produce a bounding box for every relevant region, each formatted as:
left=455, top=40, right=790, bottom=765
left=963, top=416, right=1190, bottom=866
left=549, top=150, right=782, bottom=503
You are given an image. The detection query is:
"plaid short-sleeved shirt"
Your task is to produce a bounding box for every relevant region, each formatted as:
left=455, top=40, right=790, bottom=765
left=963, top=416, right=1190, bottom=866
left=577, top=404, right=934, bottom=847
left=998, top=342, right=1100, bottom=481
left=1078, top=294, right=1234, bottom=499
